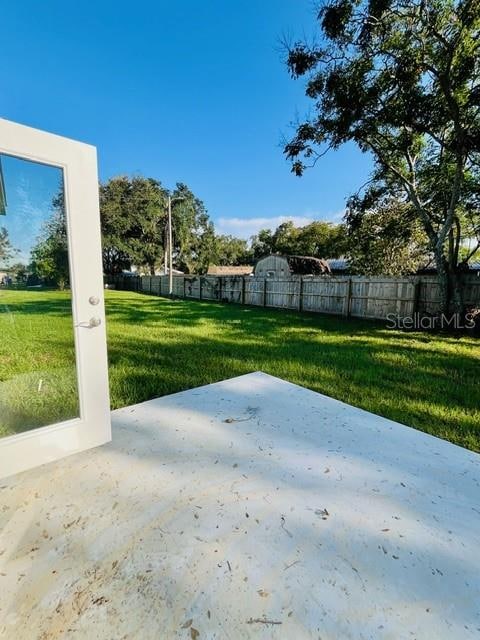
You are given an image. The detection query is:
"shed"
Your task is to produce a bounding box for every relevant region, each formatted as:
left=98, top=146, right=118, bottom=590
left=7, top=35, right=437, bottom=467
left=254, top=254, right=331, bottom=278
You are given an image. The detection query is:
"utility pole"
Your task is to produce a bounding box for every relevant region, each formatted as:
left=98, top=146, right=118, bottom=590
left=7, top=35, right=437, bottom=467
left=166, top=195, right=185, bottom=297
left=168, top=195, right=173, bottom=296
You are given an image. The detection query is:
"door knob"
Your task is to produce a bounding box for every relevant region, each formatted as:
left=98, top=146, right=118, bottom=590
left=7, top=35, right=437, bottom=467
left=76, top=317, right=101, bottom=328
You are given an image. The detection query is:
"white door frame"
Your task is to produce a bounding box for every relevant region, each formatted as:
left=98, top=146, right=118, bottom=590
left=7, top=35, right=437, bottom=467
left=0, top=118, right=111, bottom=478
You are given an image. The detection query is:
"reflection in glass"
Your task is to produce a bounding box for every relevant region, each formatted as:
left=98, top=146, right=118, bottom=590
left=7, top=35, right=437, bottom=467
left=0, top=154, right=79, bottom=436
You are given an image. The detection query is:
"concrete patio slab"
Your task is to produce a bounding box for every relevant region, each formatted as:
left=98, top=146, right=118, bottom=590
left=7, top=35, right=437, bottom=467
left=0, top=372, right=479, bottom=639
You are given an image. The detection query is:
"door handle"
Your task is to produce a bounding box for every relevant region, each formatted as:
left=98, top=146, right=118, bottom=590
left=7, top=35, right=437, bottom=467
left=76, top=317, right=102, bottom=328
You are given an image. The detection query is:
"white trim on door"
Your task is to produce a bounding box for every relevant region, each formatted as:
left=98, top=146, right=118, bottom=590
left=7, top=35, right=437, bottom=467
left=0, top=119, right=111, bottom=478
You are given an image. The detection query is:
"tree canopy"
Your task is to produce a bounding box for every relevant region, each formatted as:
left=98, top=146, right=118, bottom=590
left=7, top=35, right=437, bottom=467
left=212, top=235, right=252, bottom=266
left=30, top=187, right=69, bottom=289
left=100, top=176, right=168, bottom=276
left=251, top=220, right=346, bottom=261
left=170, top=183, right=216, bottom=275
left=100, top=177, right=222, bottom=276
left=285, top=0, right=480, bottom=311
left=345, top=198, right=429, bottom=275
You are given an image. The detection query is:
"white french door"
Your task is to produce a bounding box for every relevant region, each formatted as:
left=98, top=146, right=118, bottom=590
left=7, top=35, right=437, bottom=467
left=0, top=119, right=110, bottom=478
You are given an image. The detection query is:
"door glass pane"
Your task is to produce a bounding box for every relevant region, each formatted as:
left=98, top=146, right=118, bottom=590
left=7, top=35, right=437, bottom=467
left=0, top=154, right=79, bottom=437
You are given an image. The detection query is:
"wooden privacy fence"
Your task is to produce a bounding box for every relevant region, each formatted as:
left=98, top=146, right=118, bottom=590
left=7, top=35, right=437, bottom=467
left=110, top=273, right=480, bottom=321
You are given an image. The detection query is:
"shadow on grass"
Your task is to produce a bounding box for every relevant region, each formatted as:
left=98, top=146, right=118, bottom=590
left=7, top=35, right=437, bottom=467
left=0, top=290, right=73, bottom=318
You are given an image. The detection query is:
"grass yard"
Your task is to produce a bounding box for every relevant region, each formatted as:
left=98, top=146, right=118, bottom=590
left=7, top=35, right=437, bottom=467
left=1, top=288, right=479, bottom=451
left=0, top=289, right=79, bottom=436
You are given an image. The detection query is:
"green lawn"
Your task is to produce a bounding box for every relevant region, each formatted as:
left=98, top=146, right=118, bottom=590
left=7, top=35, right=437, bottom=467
left=1, top=288, right=479, bottom=451
left=0, top=289, right=79, bottom=436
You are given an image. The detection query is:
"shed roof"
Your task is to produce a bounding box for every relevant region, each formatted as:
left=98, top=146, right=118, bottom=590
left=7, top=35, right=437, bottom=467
left=207, top=265, right=253, bottom=276
left=327, top=258, right=349, bottom=272
left=284, top=255, right=331, bottom=275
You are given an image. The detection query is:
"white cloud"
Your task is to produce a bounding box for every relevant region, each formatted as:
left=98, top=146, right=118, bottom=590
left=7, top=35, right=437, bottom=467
left=328, top=210, right=345, bottom=222
left=216, top=215, right=314, bottom=239
left=216, top=212, right=345, bottom=239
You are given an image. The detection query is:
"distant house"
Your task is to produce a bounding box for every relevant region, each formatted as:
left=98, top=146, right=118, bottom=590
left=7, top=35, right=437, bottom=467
left=207, top=265, right=253, bottom=276
left=254, top=255, right=331, bottom=278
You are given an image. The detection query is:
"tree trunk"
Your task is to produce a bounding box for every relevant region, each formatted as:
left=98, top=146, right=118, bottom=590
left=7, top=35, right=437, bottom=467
left=448, top=220, right=463, bottom=316
left=435, top=249, right=464, bottom=323
left=449, top=269, right=463, bottom=316
left=435, top=249, right=450, bottom=316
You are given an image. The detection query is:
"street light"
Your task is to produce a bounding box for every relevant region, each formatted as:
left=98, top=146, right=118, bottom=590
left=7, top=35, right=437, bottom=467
left=167, top=195, right=184, bottom=296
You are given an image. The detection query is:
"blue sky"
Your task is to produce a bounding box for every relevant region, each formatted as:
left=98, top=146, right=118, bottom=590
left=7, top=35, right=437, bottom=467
left=1, top=0, right=372, bottom=239
left=0, top=155, right=62, bottom=265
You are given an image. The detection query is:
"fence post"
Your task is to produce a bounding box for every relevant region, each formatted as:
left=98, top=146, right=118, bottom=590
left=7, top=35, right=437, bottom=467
left=218, top=276, right=223, bottom=302
left=263, top=278, right=267, bottom=307
left=199, top=277, right=203, bottom=301
left=343, top=278, right=352, bottom=317
left=412, top=278, right=421, bottom=316
left=183, top=277, right=186, bottom=299
left=149, top=276, right=153, bottom=294
left=241, top=277, right=246, bottom=305
left=298, top=278, right=303, bottom=311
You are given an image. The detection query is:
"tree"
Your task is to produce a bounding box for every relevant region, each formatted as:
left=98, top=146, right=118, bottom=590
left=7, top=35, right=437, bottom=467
left=251, top=229, right=275, bottom=260
left=30, top=187, right=69, bottom=289
left=346, top=198, right=429, bottom=275
left=9, top=262, right=29, bottom=284
left=285, top=0, right=480, bottom=313
left=171, top=183, right=217, bottom=274
left=271, top=221, right=301, bottom=254
left=296, top=221, right=347, bottom=257
left=100, top=176, right=168, bottom=275
left=251, top=220, right=346, bottom=259
left=0, top=227, right=15, bottom=265
left=100, top=177, right=217, bottom=276
left=213, top=235, right=252, bottom=265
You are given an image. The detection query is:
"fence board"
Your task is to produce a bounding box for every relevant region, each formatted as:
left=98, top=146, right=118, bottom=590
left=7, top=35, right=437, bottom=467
left=110, top=273, right=480, bottom=321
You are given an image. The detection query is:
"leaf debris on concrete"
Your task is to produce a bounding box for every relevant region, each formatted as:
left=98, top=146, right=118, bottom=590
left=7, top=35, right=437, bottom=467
left=246, top=617, right=282, bottom=626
